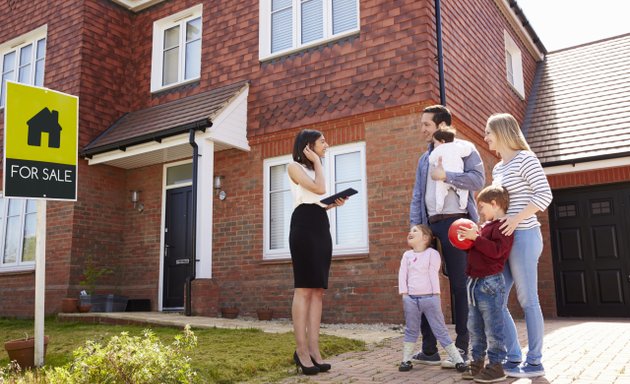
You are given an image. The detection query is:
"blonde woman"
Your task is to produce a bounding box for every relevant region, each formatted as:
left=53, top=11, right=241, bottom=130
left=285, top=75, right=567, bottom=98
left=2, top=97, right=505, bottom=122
left=483, top=113, right=552, bottom=379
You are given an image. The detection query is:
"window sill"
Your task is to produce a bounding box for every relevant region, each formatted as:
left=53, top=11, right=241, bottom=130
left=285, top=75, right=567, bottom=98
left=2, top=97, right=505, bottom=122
left=0, top=266, right=35, bottom=275
left=150, top=78, right=200, bottom=95
left=259, top=30, right=360, bottom=63
left=261, top=249, right=369, bottom=263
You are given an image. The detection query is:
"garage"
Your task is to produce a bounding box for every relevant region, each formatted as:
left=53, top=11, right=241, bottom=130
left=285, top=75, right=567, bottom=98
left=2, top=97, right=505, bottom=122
left=549, top=182, right=630, bottom=317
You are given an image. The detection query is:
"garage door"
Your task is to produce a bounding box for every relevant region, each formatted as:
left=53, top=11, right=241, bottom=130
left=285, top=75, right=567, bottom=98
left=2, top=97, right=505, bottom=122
left=549, top=182, right=630, bottom=317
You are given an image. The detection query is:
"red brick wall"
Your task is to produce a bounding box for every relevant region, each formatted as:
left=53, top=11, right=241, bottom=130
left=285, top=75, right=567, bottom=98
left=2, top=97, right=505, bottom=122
left=101, top=0, right=439, bottom=137
left=441, top=0, right=539, bottom=135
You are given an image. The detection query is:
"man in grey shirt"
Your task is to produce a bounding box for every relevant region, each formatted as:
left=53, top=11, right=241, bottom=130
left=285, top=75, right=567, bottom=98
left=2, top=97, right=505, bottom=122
left=409, top=105, right=485, bottom=367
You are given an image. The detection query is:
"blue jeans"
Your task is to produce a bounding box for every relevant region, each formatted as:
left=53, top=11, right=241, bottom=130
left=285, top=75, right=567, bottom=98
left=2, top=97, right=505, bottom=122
left=502, top=227, right=544, bottom=365
left=421, top=217, right=469, bottom=355
left=468, top=273, right=506, bottom=364
left=403, top=295, right=453, bottom=347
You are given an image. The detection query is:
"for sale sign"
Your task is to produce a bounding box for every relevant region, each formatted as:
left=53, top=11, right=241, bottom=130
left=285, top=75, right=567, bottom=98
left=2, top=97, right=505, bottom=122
left=3, top=82, right=78, bottom=200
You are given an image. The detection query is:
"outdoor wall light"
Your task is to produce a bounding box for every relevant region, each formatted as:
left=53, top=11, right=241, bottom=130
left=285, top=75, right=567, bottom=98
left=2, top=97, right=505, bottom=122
left=130, top=190, right=144, bottom=212
left=214, top=176, right=226, bottom=200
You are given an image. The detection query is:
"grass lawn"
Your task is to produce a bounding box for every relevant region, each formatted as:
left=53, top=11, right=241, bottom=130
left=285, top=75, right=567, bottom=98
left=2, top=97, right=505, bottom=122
left=0, top=317, right=365, bottom=383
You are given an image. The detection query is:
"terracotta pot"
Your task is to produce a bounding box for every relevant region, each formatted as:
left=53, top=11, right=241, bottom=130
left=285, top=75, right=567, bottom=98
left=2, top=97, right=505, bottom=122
left=61, top=298, right=78, bottom=313
left=77, top=303, right=92, bottom=313
left=4, top=336, right=49, bottom=370
left=221, top=307, right=239, bottom=319
left=256, top=309, right=273, bottom=321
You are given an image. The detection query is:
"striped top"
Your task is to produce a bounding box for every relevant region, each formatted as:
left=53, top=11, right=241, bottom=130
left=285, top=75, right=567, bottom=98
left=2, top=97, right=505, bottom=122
left=492, top=151, right=553, bottom=230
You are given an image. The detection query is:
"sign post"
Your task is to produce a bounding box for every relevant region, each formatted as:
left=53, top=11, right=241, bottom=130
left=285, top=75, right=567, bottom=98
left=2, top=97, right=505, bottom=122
left=3, top=81, right=78, bottom=367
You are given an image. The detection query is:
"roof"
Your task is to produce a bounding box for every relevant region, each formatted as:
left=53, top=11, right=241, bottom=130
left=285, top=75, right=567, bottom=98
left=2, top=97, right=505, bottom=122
left=525, top=33, right=630, bottom=166
left=82, top=80, right=249, bottom=157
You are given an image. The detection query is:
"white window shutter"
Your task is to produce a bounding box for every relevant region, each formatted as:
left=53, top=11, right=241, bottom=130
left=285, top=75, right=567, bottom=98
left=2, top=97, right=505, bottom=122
left=332, top=0, right=357, bottom=35
left=269, top=164, right=292, bottom=250
left=301, top=0, right=324, bottom=44
left=272, top=0, right=293, bottom=53
left=333, top=151, right=364, bottom=245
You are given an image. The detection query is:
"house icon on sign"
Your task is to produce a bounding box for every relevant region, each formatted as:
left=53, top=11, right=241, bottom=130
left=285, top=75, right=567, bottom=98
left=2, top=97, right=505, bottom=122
left=27, top=107, right=62, bottom=148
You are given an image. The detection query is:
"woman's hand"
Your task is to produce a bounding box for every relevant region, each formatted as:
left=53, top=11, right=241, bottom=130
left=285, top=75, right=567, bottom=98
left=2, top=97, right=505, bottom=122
left=303, top=145, right=320, bottom=163
left=457, top=223, right=479, bottom=241
left=499, top=215, right=521, bottom=236
left=326, top=197, right=347, bottom=210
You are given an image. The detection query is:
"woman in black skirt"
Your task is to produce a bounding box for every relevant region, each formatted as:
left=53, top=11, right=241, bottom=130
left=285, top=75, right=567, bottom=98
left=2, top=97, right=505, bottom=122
left=287, top=129, right=347, bottom=375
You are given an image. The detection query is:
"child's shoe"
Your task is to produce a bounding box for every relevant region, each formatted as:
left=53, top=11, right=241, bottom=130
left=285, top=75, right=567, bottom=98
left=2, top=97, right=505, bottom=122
left=462, top=359, right=484, bottom=380
left=443, top=343, right=467, bottom=372
left=398, top=361, right=413, bottom=372
left=507, top=362, right=545, bottom=378
left=473, top=362, right=506, bottom=383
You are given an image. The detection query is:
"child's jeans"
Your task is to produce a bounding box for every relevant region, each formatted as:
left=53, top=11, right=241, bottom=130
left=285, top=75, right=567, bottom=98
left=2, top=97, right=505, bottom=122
left=403, top=294, right=453, bottom=347
left=467, top=273, right=506, bottom=364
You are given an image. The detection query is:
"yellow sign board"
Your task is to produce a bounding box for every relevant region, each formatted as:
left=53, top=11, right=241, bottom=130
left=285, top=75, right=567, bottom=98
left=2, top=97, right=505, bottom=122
left=3, top=82, right=78, bottom=200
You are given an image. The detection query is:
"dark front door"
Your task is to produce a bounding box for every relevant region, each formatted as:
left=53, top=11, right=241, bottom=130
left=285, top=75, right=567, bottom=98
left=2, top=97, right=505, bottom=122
left=163, top=186, right=193, bottom=309
left=550, top=182, right=630, bottom=317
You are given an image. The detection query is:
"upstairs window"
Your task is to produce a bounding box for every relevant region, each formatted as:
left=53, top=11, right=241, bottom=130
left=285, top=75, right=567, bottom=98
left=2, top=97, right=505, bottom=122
left=504, top=31, right=524, bottom=98
left=0, top=26, right=47, bottom=108
left=263, top=142, right=368, bottom=260
left=151, top=5, right=202, bottom=92
left=259, top=0, right=360, bottom=60
left=0, top=196, right=38, bottom=273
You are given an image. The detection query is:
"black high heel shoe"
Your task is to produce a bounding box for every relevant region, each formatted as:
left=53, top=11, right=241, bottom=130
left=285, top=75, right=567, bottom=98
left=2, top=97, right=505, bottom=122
left=293, top=351, right=319, bottom=375
left=310, top=356, right=331, bottom=372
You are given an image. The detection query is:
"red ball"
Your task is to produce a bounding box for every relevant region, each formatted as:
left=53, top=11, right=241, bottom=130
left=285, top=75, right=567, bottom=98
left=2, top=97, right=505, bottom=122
left=448, top=218, right=476, bottom=250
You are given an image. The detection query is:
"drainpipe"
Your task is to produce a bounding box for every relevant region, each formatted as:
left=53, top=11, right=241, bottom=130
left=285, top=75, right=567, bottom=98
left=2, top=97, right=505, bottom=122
left=185, top=121, right=211, bottom=316
left=435, top=0, right=446, bottom=106
left=434, top=0, right=456, bottom=324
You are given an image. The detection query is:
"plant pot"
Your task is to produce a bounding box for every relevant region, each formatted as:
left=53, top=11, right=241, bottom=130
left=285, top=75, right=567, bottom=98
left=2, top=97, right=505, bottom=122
left=221, top=307, right=239, bottom=319
left=61, top=298, right=78, bottom=313
left=77, top=303, right=92, bottom=313
left=256, top=308, right=273, bottom=321
left=4, top=336, right=49, bottom=370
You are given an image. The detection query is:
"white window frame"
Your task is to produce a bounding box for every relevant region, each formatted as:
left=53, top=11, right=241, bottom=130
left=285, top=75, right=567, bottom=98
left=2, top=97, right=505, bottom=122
left=262, top=141, right=368, bottom=260
left=0, top=25, right=47, bottom=109
left=259, top=0, right=360, bottom=61
left=504, top=30, right=525, bottom=99
left=0, top=195, right=38, bottom=273
left=150, top=4, right=203, bottom=93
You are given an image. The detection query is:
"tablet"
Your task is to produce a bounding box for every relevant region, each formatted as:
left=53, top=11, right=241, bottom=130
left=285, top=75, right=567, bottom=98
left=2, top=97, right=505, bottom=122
left=320, top=188, right=358, bottom=205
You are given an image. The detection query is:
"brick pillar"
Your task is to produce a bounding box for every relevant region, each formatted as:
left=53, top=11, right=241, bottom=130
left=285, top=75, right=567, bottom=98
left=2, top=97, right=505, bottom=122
left=189, top=279, right=220, bottom=317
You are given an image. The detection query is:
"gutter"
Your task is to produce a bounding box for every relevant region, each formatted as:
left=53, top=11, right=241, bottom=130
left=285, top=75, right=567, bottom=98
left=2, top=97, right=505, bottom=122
left=185, top=121, right=212, bottom=316
left=435, top=0, right=446, bottom=106
left=81, top=118, right=212, bottom=158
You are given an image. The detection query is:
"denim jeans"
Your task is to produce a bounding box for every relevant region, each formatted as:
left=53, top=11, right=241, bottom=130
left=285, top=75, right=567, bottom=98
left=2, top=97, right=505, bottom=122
left=502, top=227, right=544, bottom=365
left=403, top=294, right=453, bottom=347
left=468, top=273, right=506, bottom=364
left=421, top=217, right=469, bottom=355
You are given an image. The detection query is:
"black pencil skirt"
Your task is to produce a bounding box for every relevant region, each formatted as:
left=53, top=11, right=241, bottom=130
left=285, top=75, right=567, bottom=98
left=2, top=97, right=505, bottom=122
left=289, top=203, right=333, bottom=289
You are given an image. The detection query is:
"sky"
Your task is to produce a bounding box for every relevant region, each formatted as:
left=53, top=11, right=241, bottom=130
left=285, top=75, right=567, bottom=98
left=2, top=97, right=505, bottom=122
left=516, top=0, right=630, bottom=52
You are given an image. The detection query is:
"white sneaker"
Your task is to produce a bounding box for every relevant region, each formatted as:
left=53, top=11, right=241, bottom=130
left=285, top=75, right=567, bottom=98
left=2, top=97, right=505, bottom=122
left=441, top=348, right=468, bottom=369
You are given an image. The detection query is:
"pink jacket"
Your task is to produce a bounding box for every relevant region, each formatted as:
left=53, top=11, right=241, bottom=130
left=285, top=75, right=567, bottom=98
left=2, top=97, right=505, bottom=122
left=398, top=248, right=441, bottom=295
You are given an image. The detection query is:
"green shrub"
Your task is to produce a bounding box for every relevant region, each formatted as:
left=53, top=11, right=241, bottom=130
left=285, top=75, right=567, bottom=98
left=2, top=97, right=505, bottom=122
left=1, top=326, right=198, bottom=384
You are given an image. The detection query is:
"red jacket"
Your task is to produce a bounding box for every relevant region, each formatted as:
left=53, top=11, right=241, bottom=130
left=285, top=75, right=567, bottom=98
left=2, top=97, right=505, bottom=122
left=465, top=219, right=514, bottom=278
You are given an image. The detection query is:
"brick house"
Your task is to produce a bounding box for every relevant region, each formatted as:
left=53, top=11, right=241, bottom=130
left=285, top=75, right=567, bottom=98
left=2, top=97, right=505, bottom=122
left=0, top=0, right=555, bottom=323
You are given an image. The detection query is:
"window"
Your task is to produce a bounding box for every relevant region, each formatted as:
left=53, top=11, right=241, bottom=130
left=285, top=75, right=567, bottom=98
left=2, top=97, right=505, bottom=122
left=263, top=142, right=368, bottom=259
left=151, top=5, right=202, bottom=92
left=504, top=31, right=524, bottom=98
left=0, top=26, right=47, bottom=107
left=259, top=0, right=360, bottom=59
left=0, top=196, right=38, bottom=272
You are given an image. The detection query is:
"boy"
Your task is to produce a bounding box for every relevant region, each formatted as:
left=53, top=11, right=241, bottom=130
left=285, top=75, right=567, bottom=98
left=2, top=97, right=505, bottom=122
left=457, top=185, right=513, bottom=383
left=428, top=127, right=473, bottom=213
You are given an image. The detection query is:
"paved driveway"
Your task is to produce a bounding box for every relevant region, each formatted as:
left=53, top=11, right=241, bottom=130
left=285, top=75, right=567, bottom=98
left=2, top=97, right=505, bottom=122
left=279, top=319, right=630, bottom=384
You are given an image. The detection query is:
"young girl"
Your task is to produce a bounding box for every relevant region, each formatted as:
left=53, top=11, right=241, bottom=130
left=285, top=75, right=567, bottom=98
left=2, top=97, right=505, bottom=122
left=398, top=225, right=466, bottom=372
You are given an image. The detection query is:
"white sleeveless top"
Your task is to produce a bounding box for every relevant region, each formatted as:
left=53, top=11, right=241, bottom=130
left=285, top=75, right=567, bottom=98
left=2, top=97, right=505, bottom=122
left=289, top=162, right=326, bottom=209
